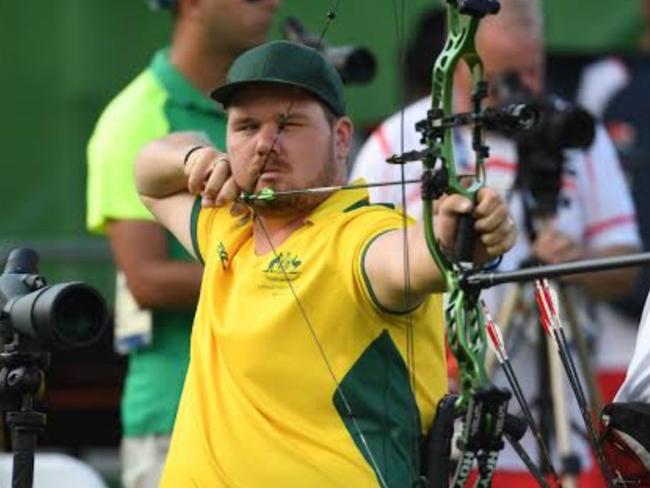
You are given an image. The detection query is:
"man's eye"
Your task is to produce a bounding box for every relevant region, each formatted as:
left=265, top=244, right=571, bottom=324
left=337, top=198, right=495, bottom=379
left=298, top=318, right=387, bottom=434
left=281, top=121, right=302, bottom=130
left=237, top=123, right=257, bottom=132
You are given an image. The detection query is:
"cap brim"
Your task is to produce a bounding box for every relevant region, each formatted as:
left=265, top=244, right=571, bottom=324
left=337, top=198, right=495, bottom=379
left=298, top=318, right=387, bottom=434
left=210, top=78, right=342, bottom=116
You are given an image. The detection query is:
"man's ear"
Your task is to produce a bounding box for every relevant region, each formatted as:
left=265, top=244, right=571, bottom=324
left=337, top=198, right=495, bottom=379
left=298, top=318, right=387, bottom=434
left=333, top=116, right=354, bottom=163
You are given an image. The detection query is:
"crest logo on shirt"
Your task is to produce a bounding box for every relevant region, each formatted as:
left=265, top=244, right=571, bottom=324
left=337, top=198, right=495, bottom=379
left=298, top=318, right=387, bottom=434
left=264, top=252, right=302, bottom=278
left=217, top=242, right=229, bottom=270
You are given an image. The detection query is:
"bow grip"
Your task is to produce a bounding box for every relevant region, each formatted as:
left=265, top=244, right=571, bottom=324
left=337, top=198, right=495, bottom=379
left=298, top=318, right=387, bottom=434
left=453, top=213, right=477, bottom=263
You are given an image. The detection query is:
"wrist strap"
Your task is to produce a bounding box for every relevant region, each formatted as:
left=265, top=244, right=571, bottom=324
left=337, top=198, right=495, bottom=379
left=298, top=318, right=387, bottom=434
left=183, top=145, right=206, bottom=167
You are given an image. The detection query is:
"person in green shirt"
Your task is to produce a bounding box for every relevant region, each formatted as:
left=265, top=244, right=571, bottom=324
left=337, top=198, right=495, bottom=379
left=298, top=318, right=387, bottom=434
left=86, top=1, right=280, bottom=486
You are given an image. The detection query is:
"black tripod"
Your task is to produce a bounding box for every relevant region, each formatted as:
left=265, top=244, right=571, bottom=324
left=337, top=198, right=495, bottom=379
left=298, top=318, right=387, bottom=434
left=0, top=247, right=108, bottom=488
left=0, top=335, right=49, bottom=488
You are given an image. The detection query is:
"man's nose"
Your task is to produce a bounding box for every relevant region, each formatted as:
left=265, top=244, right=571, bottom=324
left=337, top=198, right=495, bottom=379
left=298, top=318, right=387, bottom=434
left=255, top=124, right=280, bottom=156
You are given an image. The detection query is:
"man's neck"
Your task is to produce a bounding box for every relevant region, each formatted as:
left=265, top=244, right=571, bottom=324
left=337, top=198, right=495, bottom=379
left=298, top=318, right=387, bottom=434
left=169, top=28, right=234, bottom=95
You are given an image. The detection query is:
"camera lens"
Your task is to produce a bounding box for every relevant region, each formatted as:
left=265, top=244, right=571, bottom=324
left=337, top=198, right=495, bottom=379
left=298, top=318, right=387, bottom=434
left=49, top=284, right=107, bottom=348
left=8, top=283, right=107, bottom=349
left=325, top=46, right=377, bottom=84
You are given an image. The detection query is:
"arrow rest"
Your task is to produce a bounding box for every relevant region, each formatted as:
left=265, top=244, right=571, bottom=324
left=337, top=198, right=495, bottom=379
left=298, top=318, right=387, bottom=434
left=421, top=167, right=449, bottom=201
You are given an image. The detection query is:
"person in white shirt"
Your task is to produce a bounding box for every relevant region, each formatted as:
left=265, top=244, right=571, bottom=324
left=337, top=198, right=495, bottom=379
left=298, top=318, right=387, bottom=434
left=351, top=0, right=642, bottom=483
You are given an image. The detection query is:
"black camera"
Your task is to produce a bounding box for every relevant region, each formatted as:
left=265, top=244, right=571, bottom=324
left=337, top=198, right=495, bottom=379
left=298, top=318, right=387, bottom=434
left=0, top=248, right=108, bottom=350
left=0, top=248, right=108, bottom=488
left=491, top=72, right=596, bottom=218
left=282, top=17, right=377, bottom=85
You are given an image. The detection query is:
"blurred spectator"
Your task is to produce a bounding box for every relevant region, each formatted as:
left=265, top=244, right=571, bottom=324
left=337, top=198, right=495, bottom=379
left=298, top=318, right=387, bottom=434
left=577, top=56, right=650, bottom=322
left=85, top=1, right=279, bottom=487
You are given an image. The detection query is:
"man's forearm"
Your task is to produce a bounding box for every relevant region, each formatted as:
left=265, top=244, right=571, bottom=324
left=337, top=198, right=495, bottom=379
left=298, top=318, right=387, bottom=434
left=364, top=224, right=446, bottom=313
left=108, top=219, right=203, bottom=309
left=135, top=131, right=211, bottom=198
left=364, top=189, right=515, bottom=312
left=124, top=260, right=203, bottom=309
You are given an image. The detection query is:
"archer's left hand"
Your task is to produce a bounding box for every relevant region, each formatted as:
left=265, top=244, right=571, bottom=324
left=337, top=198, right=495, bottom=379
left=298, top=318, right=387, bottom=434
left=436, top=187, right=516, bottom=264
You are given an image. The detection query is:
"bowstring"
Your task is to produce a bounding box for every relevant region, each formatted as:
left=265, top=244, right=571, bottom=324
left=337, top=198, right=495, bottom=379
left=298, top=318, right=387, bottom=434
left=247, top=2, right=390, bottom=486
left=391, top=0, right=421, bottom=476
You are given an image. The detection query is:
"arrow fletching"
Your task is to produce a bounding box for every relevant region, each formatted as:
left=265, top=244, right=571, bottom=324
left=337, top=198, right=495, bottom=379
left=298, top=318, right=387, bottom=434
left=482, top=300, right=507, bottom=362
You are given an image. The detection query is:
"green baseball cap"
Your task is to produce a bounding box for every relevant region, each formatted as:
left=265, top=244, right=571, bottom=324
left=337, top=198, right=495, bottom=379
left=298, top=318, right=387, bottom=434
left=210, top=40, right=346, bottom=116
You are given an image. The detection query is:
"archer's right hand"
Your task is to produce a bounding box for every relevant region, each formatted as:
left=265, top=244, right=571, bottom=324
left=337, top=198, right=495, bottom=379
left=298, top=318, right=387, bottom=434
left=184, top=147, right=241, bottom=209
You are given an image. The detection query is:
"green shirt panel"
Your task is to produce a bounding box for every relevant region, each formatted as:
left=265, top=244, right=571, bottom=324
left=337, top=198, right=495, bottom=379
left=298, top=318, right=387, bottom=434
left=86, top=49, right=227, bottom=436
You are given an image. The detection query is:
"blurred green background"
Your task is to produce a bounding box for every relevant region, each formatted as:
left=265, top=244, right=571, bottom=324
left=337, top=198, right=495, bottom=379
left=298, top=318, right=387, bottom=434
left=1, top=0, right=645, bottom=302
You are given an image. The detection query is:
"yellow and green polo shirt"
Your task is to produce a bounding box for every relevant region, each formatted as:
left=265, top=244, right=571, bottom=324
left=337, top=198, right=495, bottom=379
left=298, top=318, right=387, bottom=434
left=161, top=186, right=447, bottom=487
left=86, top=48, right=226, bottom=437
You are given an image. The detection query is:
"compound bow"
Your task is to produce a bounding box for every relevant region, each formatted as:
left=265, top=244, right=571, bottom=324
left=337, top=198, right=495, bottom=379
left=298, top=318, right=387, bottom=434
left=414, top=2, right=513, bottom=486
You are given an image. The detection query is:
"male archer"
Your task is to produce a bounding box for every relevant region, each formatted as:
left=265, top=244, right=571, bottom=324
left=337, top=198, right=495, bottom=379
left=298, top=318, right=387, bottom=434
left=135, top=40, right=516, bottom=486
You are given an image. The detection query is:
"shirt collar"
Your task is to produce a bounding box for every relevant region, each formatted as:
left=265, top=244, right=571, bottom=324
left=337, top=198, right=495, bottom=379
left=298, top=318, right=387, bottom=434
left=150, top=48, right=223, bottom=114
left=306, top=178, right=370, bottom=224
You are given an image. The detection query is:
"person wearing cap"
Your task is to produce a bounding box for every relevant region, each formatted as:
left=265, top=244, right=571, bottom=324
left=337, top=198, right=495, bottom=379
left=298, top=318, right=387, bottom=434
left=85, top=1, right=280, bottom=487
left=135, top=40, right=516, bottom=486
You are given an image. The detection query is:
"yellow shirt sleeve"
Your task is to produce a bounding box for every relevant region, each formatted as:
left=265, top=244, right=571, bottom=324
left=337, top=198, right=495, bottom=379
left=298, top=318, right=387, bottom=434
left=335, top=205, right=415, bottom=314
left=191, top=202, right=253, bottom=265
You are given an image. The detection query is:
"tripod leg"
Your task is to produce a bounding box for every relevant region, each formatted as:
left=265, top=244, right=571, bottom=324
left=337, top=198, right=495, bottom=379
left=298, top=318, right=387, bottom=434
left=7, top=410, right=46, bottom=488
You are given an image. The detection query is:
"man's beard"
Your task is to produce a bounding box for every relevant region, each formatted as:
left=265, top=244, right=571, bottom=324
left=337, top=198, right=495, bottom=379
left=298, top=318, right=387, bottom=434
left=250, top=146, right=341, bottom=218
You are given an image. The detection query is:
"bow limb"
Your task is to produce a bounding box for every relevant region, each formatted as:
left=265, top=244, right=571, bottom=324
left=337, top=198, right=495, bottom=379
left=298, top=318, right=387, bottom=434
left=432, top=6, right=487, bottom=198
left=419, top=2, right=510, bottom=487
left=422, top=1, right=496, bottom=411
